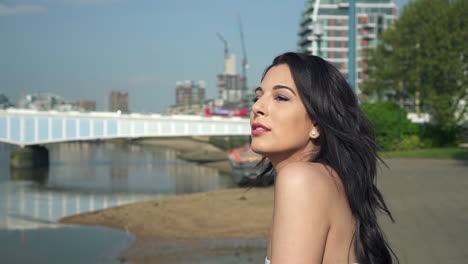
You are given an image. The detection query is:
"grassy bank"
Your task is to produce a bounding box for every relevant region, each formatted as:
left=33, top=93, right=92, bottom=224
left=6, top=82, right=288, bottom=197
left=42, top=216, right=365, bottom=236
left=380, top=147, right=468, bottom=160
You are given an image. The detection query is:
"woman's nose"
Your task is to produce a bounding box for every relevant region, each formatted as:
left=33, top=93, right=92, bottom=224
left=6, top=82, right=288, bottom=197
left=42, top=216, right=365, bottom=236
left=252, top=99, right=266, bottom=116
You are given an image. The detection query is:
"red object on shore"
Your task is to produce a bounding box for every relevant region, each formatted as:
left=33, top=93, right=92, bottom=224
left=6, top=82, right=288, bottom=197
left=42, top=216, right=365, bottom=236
left=229, top=145, right=262, bottom=185
left=229, top=145, right=262, bottom=163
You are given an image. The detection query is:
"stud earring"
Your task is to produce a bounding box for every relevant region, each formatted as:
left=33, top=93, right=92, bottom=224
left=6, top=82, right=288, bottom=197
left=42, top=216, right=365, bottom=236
left=311, top=130, right=317, bottom=136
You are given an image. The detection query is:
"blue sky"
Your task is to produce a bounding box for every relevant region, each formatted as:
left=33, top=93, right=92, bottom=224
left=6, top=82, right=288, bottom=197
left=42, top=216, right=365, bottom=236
left=1, top=0, right=409, bottom=113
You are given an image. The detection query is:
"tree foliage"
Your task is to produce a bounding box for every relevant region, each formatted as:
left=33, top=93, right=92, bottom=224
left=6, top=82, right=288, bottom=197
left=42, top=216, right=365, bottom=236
left=362, top=102, right=418, bottom=151
left=363, top=0, right=467, bottom=134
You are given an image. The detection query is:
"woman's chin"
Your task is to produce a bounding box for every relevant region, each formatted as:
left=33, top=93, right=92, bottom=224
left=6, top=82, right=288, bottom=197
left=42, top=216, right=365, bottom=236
left=251, top=144, right=270, bottom=156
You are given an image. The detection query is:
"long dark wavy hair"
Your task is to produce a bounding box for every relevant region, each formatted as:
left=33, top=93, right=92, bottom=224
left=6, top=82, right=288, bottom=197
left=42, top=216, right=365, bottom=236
left=255, top=52, right=397, bottom=264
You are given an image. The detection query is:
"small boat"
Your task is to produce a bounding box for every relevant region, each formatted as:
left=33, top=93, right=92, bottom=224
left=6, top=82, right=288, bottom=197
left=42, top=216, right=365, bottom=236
left=228, top=145, right=263, bottom=185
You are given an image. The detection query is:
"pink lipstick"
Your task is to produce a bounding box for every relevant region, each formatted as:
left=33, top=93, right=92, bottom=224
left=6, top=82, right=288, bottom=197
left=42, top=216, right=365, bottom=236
left=251, top=122, right=271, bottom=136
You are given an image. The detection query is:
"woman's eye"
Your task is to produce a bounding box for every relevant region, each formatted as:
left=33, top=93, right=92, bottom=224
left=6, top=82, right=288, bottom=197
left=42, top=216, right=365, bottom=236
left=275, top=95, right=289, bottom=101
left=252, top=97, right=260, bottom=103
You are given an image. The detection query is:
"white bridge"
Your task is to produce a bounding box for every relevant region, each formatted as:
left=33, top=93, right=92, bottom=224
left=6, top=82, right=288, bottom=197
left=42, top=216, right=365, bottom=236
left=0, top=109, right=251, bottom=146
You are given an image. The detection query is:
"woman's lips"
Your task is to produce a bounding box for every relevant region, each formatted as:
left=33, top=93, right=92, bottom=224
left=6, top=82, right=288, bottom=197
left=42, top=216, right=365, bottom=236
left=251, top=123, right=271, bottom=136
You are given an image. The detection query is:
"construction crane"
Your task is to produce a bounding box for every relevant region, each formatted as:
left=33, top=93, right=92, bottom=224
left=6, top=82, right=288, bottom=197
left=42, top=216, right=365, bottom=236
left=216, top=32, right=229, bottom=60
left=237, top=15, right=249, bottom=95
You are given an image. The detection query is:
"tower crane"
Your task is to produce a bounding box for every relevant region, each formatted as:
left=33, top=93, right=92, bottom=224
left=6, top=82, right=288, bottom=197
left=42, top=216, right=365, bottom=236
left=216, top=32, right=229, bottom=59
left=237, top=15, right=249, bottom=96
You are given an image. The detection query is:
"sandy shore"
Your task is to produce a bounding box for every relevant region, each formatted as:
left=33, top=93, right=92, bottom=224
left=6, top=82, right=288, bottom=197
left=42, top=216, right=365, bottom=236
left=61, top=187, right=273, bottom=240
left=61, top=187, right=273, bottom=262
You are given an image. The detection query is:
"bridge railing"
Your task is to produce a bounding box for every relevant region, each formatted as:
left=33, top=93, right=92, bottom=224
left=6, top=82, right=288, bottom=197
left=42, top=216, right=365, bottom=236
left=0, top=109, right=251, bottom=146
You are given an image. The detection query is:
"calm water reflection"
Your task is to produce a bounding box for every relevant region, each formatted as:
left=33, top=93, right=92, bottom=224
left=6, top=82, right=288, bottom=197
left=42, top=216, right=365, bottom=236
left=0, top=142, right=235, bottom=229
left=0, top=141, right=236, bottom=263
left=1, top=226, right=133, bottom=264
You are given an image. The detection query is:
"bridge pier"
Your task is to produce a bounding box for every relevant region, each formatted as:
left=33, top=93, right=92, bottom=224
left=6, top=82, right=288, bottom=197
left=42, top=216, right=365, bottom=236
left=10, top=145, right=49, bottom=169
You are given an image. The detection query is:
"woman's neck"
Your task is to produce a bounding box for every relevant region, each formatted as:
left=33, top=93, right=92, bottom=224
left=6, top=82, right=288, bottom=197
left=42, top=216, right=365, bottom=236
left=270, top=146, right=318, bottom=173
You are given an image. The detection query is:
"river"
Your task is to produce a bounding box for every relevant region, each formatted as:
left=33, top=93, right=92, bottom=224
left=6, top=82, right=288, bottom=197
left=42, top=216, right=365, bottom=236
left=0, top=141, right=240, bottom=264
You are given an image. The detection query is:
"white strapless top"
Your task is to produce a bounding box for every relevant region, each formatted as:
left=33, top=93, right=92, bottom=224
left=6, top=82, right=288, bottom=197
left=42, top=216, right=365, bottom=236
left=266, top=257, right=359, bottom=264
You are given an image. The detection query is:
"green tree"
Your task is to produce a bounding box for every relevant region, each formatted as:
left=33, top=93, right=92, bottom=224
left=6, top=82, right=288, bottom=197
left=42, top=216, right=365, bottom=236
left=363, top=0, right=467, bottom=141
left=362, top=102, right=418, bottom=151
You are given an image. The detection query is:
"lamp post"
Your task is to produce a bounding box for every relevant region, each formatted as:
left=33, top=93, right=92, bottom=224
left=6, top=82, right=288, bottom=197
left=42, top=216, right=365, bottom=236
left=348, top=0, right=357, bottom=93
left=314, top=22, right=324, bottom=57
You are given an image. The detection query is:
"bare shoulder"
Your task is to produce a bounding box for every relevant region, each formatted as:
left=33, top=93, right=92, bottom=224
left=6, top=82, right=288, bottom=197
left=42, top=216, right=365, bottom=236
left=270, top=161, right=345, bottom=262
left=276, top=161, right=342, bottom=197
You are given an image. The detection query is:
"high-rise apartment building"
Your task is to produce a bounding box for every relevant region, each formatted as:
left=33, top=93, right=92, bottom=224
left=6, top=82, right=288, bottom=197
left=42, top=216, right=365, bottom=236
left=175, top=80, right=206, bottom=106
left=217, top=53, right=245, bottom=103
left=110, top=90, right=129, bottom=112
left=217, top=74, right=244, bottom=103
left=298, top=0, right=397, bottom=93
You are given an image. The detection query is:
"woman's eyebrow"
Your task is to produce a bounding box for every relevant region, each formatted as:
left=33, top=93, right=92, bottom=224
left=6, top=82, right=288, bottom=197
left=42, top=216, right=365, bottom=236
left=273, top=85, right=296, bottom=95
left=255, top=87, right=263, bottom=92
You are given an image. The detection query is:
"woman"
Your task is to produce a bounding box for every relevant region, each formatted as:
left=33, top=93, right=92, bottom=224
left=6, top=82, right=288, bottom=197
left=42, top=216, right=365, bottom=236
left=251, top=52, right=396, bottom=264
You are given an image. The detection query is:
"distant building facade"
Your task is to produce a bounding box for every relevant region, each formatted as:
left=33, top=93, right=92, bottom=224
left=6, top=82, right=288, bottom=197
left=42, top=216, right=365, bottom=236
left=298, top=0, right=397, bottom=92
left=110, top=90, right=129, bottom=112
left=175, top=80, right=206, bottom=106
left=18, top=93, right=79, bottom=111
left=168, top=97, right=249, bottom=117
left=73, top=100, right=96, bottom=111
left=168, top=101, right=207, bottom=115
left=217, top=74, right=244, bottom=103
left=217, top=53, right=245, bottom=103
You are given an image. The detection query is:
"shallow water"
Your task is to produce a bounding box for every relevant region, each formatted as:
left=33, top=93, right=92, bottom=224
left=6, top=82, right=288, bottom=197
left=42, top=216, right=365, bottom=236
left=0, top=226, right=133, bottom=264
left=122, top=238, right=268, bottom=264
left=0, top=142, right=245, bottom=264
left=0, top=142, right=235, bottom=229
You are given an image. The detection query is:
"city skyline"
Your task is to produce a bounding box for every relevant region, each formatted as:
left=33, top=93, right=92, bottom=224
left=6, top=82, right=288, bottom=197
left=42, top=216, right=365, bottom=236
left=1, top=0, right=409, bottom=113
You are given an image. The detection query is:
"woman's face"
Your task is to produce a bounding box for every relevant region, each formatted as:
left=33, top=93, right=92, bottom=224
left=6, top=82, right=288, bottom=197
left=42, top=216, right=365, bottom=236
left=250, top=64, right=316, bottom=159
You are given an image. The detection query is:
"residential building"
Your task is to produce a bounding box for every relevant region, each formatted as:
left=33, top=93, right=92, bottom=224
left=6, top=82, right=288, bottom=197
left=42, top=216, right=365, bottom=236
left=175, top=80, right=206, bottom=107
left=168, top=101, right=207, bottom=115
left=18, top=93, right=79, bottom=111
left=217, top=74, right=244, bottom=103
left=298, top=0, right=397, bottom=93
left=109, top=90, right=129, bottom=112
left=73, top=100, right=96, bottom=111
left=217, top=53, right=245, bottom=102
